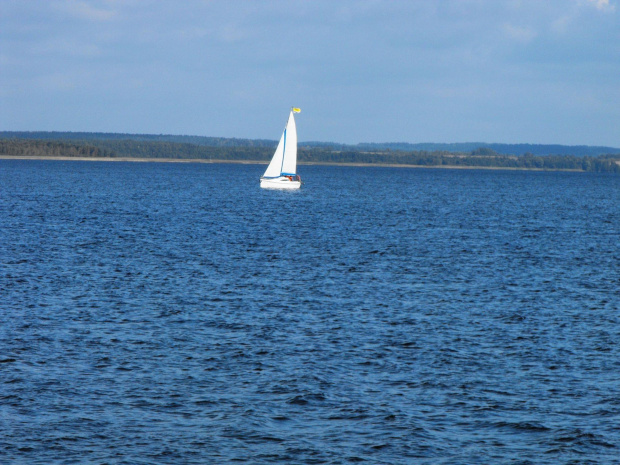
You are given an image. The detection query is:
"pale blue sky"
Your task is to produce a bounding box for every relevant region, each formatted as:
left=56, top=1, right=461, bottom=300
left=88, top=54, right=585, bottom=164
left=1, top=0, right=619, bottom=146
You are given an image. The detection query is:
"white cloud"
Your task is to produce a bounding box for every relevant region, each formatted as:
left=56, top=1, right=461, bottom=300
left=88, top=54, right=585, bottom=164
left=53, top=1, right=117, bottom=21
left=551, top=14, right=573, bottom=34
left=586, top=0, right=616, bottom=12
left=502, top=23, right=538, bottom=43
left=33, top=38, right=102, bottom=57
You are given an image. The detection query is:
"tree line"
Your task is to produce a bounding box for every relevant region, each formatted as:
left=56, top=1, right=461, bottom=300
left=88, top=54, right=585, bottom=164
left=3, top=131, right=620, bottom=157
left=1, top=138, right=619, bottom=173
left=0, top=131, right=277, bottom=148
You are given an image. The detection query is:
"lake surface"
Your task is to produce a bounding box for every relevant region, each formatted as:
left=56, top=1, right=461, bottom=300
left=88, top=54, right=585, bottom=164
left=1, top=160, right=619, bottom=464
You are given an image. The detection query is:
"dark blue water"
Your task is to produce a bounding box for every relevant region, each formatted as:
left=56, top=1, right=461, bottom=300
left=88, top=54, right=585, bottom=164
left=1, top=160, right=619, bottom=464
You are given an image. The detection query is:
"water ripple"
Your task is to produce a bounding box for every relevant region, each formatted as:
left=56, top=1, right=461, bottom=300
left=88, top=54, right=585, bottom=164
left=1, top=161, right=619, bottom=464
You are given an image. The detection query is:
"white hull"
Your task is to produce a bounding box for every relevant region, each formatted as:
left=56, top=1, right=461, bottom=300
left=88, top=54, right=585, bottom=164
left=260, top=177, right=301, bottom=189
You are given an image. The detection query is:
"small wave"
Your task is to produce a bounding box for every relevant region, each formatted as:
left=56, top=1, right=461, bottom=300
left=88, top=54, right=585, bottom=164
left=493, top=421, right=551, bottom=432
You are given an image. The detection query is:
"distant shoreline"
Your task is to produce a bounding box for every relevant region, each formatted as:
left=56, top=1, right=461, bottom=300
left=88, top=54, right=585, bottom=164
left=0, top=155, right=589, bottom=172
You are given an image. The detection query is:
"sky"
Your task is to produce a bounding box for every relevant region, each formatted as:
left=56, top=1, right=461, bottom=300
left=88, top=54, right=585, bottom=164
left=1, top=0, right=619, bottom=146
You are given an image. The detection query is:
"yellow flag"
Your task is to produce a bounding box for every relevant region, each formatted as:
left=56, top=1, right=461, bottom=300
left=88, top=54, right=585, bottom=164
left=292, top=107, right=301, bottom=113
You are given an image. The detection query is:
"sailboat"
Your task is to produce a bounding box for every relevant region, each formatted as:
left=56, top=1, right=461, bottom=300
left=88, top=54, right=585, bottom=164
left=260, top=108, right=302, bottom=189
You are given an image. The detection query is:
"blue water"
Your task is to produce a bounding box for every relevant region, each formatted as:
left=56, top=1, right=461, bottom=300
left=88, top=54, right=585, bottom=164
left=1, top=160, right=619, bottom=464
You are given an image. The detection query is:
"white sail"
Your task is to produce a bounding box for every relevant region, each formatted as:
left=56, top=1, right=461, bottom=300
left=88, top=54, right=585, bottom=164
left=280, top=111, right=297, bottom=175
left=262, top=111, right=297, bottom=178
